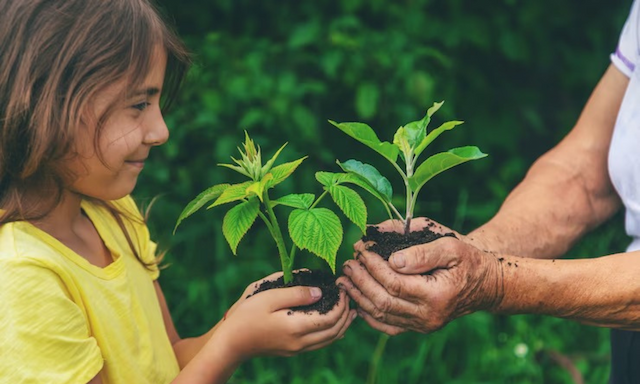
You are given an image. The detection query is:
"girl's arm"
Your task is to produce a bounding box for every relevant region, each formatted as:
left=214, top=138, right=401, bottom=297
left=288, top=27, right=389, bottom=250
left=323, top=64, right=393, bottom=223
left=154, top=281, right=220, bottom=368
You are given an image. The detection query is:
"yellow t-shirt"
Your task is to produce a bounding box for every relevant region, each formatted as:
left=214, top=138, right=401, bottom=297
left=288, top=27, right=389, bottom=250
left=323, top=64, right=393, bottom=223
left=0, top=196, right=180, bottom=384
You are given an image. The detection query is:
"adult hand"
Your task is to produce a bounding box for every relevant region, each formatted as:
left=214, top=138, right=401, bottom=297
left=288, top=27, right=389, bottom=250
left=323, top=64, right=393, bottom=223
left=338, top=219, right=503, bottom=335
left=219, top=271, right=357, bottom=360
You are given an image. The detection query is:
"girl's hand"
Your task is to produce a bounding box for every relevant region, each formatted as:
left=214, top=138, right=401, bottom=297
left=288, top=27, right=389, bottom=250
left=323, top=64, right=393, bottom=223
left=216, top=272, right=356, bottom=360
left=223, top=271, right=284, bottom=320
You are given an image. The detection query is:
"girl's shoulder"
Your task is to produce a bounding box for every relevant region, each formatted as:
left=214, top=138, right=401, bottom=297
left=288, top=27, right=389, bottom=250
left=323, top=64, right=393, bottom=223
left=0, top=219, right=61, bottom=265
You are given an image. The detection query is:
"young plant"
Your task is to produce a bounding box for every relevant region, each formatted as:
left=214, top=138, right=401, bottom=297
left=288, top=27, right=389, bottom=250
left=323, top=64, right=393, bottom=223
left=173, top=132, right=367, bottom=284
left=327, top=101, right=487, bottom=235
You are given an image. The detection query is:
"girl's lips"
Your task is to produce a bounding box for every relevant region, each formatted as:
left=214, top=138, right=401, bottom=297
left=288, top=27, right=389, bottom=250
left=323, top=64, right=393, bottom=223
left=125, top=160, right=145, bottom=169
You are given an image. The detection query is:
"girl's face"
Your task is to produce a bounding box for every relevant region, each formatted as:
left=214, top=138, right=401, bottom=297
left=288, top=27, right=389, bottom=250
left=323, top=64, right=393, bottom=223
left=66, top=48, right=169, bottom=201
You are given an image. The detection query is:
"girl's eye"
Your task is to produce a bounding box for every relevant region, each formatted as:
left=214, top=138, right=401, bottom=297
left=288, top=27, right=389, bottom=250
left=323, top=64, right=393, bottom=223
left=132, top=102, right=151, bottom=111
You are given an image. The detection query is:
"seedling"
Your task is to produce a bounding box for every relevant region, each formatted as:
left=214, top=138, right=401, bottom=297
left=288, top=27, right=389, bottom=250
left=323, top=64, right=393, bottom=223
left=174, top=132, right=367, bottom=284
left=327, top=101, right=487, bottom=235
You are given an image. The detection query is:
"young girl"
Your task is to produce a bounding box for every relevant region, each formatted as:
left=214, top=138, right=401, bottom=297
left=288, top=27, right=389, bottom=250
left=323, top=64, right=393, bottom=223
left=0, top=1, right=356, bottom=383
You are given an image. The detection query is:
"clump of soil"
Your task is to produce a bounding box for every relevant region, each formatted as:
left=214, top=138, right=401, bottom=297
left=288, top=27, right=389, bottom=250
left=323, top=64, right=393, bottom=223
left=249, top=269, right=340, bottom=314
left=362, top=222, right=457, bottom=260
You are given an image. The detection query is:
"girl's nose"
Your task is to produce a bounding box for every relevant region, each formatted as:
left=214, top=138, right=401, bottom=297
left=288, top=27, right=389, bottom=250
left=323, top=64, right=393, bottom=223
left=143, top=108, right=169, bottom=146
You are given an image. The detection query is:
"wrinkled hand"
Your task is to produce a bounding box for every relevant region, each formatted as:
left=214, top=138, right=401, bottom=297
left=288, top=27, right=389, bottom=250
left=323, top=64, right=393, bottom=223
left=220, top=271, right=357, bottom=359
left=338, top=218, right=503, bottom=335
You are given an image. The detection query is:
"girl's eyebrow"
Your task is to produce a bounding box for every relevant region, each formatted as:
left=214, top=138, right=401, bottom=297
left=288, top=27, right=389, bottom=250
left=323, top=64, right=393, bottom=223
left=131, top=87, right=160, bottom=97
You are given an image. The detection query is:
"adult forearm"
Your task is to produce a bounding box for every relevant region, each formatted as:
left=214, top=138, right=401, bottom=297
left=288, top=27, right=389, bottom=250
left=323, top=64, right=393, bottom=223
left=492, top=252, right=640, bottom=329
left=467, top=155, right=620, bottom=259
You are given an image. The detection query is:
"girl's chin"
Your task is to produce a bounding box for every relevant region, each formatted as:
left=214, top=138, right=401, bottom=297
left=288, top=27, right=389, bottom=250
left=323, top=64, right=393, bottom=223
left=74, top=178, right=139, bottom=201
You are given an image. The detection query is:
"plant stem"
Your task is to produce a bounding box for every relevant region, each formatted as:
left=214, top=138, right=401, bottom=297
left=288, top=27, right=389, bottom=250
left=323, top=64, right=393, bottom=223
left=310, top=190, right=329, bottom=209
left=404, top=155, right=414, bottom=236
left=404, top=183, right=412, bottom=235
left=366, top=334, right=390, bottom=384
left=257, top=211, right=275, bottom=235
left=263, top=192, right=293, bottom=283
left=289, top=244, right=298, bottom=268
left=391, top=160, right=407, bottom=180
left=389, top=203, right=404, bottom=222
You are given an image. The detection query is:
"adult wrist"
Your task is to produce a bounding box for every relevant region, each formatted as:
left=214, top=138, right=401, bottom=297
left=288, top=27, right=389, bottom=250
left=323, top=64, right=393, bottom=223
left=472, top=252, right=506, bottom=314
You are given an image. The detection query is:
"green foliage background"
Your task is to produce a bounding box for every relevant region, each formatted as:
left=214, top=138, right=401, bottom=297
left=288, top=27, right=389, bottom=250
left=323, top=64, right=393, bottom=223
left=136, top=0, right=632, bottom=382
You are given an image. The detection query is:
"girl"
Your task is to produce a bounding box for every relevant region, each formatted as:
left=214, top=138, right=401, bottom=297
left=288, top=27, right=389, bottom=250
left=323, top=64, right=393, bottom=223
left=0, top=1, right=356, bottom=383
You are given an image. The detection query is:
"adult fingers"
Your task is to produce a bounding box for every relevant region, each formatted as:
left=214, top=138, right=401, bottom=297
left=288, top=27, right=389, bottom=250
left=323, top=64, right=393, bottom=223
left=353, top=220, right=405, bottom=253
left=356, top=309, right=407, bottom=336
left=343, top=258, right=415, bottom=307
left=389, top=237, right=460, bottom=275
left=337, top=273, right=414, bottom=321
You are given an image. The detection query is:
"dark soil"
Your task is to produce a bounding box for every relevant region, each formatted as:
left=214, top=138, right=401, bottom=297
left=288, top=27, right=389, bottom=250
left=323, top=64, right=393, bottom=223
left=362, top=223, right=457, bottom=260
left=249, top=269, right=340, bottom=314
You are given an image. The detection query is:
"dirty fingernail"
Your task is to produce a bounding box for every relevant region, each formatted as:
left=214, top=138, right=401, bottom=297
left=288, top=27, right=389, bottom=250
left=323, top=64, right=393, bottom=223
left=342, top=264, right=352, bottom=274
left=310, top=287, right=322, bottom=299
left=391, top=252, right=406, bottom=268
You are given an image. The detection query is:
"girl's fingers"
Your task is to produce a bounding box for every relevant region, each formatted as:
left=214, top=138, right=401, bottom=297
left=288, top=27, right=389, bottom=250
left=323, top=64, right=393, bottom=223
left=258, top=286, right=323, bottom=312
left=274, top=288, right=348, bottom=335
left=300, top=308, right=357, bottom=353
left=242, top=271, right=283, bottom=297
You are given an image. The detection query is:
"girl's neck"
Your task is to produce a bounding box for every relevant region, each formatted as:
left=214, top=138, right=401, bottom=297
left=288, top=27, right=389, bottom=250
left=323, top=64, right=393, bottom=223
left=31, top=190, right=85, bottom=239
left=30, top=190, right=114, bottom=268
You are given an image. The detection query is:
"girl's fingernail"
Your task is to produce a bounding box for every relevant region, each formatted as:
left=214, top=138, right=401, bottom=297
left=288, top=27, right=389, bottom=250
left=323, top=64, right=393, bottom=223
left=310, top=287, right=322, bottom=299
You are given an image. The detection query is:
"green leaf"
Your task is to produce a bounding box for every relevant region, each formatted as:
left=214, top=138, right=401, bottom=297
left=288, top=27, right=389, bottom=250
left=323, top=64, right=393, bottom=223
left=415, top=120, right=464, bottom=158
left=393, top=127, right=412, bottom=158
left=265, top=157, right=307, bottom=189
left=336, top=173, right=393, bottom=219
left=222, top=198, right=260, bottom=255
left=289, top=208, right=342, bottom=273
left=261, top=142, right=287, bottom=176
left=338, top=159, right=392, bottom=202
left=316, top=171, right=392, bottom=219
left=401, top=119, right=427, bottom=149
left=245, top=174, right=273, bottom=202
left=427, top=101, right=444, bottom=118
left=271, top=193, right=315, bottom=210
left=315, top=171, right=340, bottom=187
left=328, top=120, right=399, bottom=163
left=328, top=185, right=367, bottom=233
left=208, top=181, right=253, bottom=208
left=409, top=146, right=487, bottom=192
left=174, top=184, right=230, bottom=233
left=218, top=163, right=252, bottom=179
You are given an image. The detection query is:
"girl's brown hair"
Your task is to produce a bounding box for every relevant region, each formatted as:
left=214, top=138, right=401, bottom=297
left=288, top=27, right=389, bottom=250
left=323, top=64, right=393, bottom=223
left=0, top=0, right=191, bottom=264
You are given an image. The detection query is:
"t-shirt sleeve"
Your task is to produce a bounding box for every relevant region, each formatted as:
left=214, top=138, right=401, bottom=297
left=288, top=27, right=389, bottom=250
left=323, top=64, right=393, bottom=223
left=0, top=257, right=104, bottom=383
left=612, top=0, right=640, bottom=77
